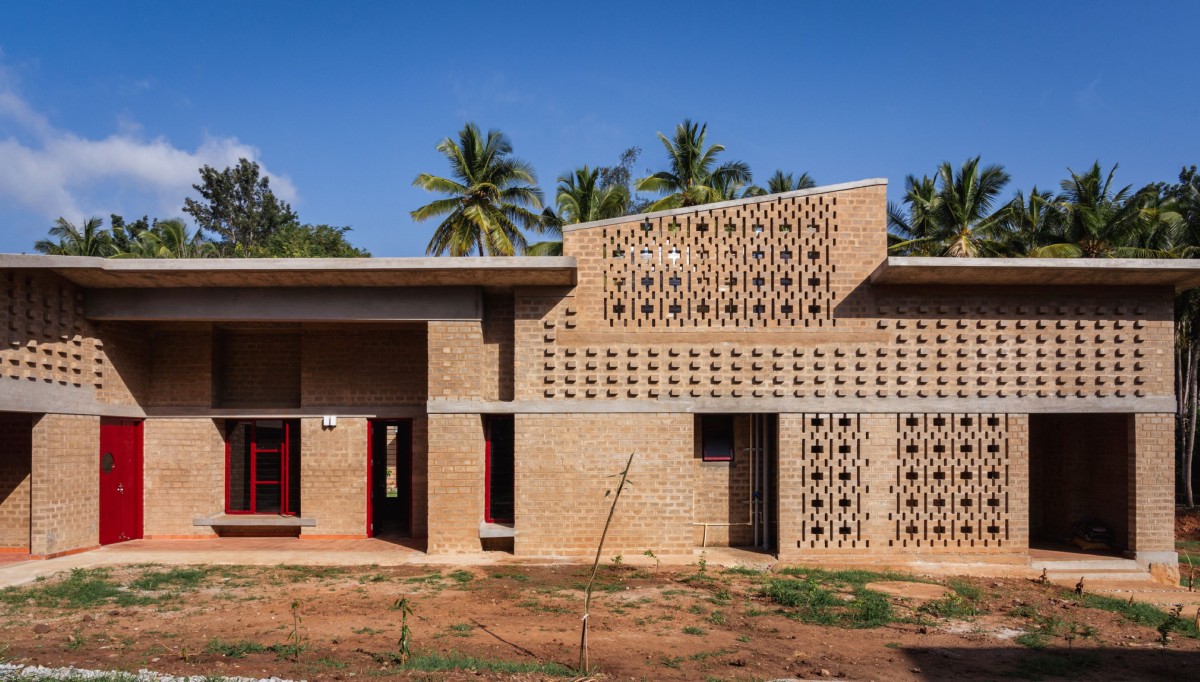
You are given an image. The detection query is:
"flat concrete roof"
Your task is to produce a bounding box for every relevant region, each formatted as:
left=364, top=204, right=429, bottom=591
left=0, top=254, right=576, bottom=288
left=871, top=257, right=1200, bottom=292
left=563, top=178, right=889, bottom=232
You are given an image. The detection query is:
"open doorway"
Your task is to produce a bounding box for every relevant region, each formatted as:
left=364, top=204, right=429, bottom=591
left=368, top=420, right=412, bottom=537
left=1029, top=414, right=1130, bottom=556
left=694, top=413, right=777, bottom=553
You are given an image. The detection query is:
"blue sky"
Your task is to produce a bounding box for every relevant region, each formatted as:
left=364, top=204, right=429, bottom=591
left=1, top=1, right=1198, bottom=256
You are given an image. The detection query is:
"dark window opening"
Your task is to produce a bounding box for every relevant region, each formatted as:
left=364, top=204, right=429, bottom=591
left=700, top=415, right=735, bottom=462
left=486, top=416, right=515, bottom=523
left=226, top=419, right=300, bottom=515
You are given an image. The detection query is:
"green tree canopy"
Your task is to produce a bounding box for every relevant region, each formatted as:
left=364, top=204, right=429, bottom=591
left=411, top=123, right=545, bottom=256
left=249, top=224, right=370, bottom=258
left=182, top=158, right=299, bottom=255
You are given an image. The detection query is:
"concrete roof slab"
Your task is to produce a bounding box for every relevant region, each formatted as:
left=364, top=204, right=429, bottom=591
left=871, top=257, right=1200, bottom=292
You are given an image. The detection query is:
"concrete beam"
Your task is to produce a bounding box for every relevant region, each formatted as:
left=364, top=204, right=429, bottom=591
left=0, top=380, right=145, bottom=418
left=85, top=286, right=481, bottom=321
left=426, top=395, right=1175, bottom=415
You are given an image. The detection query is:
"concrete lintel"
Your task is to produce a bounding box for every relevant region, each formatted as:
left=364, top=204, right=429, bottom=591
left=85, top=286, right=482, bottom=322
left=425, top=395, right=1175, bottom=415
left=0, top=380, right=146, bottom=418
left=142, top=406, right=427, bottom=419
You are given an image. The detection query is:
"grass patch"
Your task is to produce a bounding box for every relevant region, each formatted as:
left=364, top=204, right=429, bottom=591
left=775, top=566, right=928, bottom=586
left=682, top=625, right=706, bottom=636
left=918, top=584, right=983, bottom=620
left=1073, top=592, right=1200, bottom=638
left=721, top=566, right=763, bottom=576
left=447, top=623, right=473, bottom=637
left=762, top=577, right=895, bottom=628
left=397, top=651, right=574, bottom=676
left=206, top=638, right=307, bottom=661
left=448, top=569, right=474, bottom=585
left=128, top=567, right=211, bottom=592
left=0, top=568, right=162, bottom=609
left=404, top=571, right=443, bottom=584
left=489, top=571, right=530, bottom=582
left=278, top=565, right=347, bottom=582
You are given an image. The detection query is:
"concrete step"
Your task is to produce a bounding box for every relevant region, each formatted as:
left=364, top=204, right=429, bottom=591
left=1030, top=557, right=1141, bottom=572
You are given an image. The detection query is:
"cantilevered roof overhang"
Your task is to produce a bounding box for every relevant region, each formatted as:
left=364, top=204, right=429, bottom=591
left=0, top=254, right=577, bottom=288
left=871, top=257, right=1200, bottom=293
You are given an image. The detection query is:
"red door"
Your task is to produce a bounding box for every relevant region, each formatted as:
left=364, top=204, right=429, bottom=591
left=99, top=419, right=144, bottom=545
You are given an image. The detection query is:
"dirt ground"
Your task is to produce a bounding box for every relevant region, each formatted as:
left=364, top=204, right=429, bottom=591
left=2, top=561, right=1199, bottom=681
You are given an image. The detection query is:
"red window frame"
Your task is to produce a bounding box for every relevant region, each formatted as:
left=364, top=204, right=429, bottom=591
left=701, top=415, right=735, bottom=462
left=225, top=420, right=297, bottom=516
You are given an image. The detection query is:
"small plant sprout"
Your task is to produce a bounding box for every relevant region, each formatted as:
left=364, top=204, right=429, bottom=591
left=394, top=596, right=414, bottom=663
left=698, top=551, right=708, bottom=574
left=286, top=599, right=303, bottom=662
left=644, top=549, right=660, bottom=573
left=610, top=555, right=623, bottom=569
left=1158, top=603, right=1184, bottom=646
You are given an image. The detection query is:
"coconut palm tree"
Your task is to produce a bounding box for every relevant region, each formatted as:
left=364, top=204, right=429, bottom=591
left=34, top=217, right=114, bottom=256
left=997, top=187, right=1060, bottom=256
left=1033, top=162, right=1177, bottom=258
left=527, top=166, right=630, bottom=256
left=411, top=123, right=545, bottom=256
left=765, top=170, right=817, bottom=194
left=635, top=119, right=751, bottom=211
left=113, top=219, right=216, bottom=258
left=887, top=157, right=1011, bottom=257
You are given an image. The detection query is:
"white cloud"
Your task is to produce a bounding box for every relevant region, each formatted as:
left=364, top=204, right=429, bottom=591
left=0, top=63, right=297, bottom=224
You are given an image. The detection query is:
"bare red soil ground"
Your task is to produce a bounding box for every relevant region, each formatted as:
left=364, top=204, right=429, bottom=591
left=2, top=561, right=1199, bottom=681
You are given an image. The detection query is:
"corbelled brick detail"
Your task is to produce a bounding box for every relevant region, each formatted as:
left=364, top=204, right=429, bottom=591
left=30, top=414, right=99, bottom=556
left=426, top=413, right=484, bottom=553
left=142, top=418, right=224, bottom=537
left=514, top=413, right=694, bottom=557
left=300, top=417, right=367, bottom=537
left=0, top=412, right=32, bottom=550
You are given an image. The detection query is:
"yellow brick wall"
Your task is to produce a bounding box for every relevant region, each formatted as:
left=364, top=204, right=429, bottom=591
left=426, top=413, right=484, bottom=553
left=300, top=417, right=367, bottom=537
left=147, top=325, right=212, bottom=407
left=216, top=329, right=301, bottom=407
left=0, top=412, right=32, bottom=550
left=302, top=329, right=427, bottom=406
left=30, top=414, right=99, bottom=556
left=142, top=418, right=224, bottom=537
left=514, top=413, right=694, bottom=557
left=1129, top=413, right=1175, bottom=553
left=427, top=321, right=484, bottom=401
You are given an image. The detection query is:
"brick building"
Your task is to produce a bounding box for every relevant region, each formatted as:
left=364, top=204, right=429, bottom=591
left=1, top=179, right=1196, bottom=579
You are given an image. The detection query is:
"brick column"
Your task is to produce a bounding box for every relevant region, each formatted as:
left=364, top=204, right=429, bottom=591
left=426, top=413, right=484, bottom=553
left=0, top=413, right=33, bottom=551
left=1128, top=413, right=1177, bottom=579
left=142, top=418, right=224, bottom=538
left=30, top=414, right=99, bottom=557
left=1007, top=414, right=1030, bottom=550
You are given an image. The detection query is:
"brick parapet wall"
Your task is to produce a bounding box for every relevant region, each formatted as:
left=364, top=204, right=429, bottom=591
left=300, top=417, right=367, bottom=537
left=0, top=412, right=32, bottom=550
left=30, top=414, right=99, bottom=556
left=514, top=413, right=694, bottom=557
left=426, top=413, right=485, bottom=553
left=142, top=418, right=224, bottom=537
